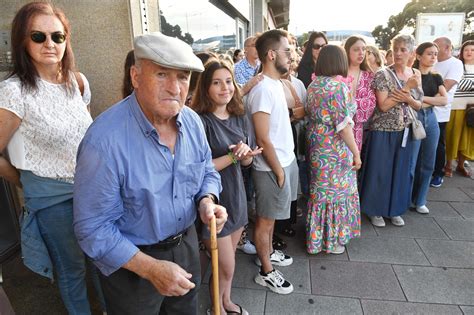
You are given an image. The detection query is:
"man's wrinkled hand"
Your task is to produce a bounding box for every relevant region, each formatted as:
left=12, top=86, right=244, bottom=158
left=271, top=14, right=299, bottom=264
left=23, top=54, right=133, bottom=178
left=145, top=260, right=195, bottom=296
left=199, top=199, right=227, bottom=233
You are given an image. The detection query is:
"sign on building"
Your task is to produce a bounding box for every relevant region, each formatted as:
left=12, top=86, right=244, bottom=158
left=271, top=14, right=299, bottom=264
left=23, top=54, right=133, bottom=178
left=415, top=13, right=465, bottom=48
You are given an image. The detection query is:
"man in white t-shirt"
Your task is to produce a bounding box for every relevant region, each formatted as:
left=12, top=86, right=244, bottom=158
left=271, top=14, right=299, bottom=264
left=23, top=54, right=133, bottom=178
left=431, top=37, right=464, bottom=187
left=247, top=29, right=298, bottom=295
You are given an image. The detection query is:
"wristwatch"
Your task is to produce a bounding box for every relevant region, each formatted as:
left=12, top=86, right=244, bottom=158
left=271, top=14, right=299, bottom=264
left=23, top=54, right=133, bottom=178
left=198, top=193, right=218, bottom=205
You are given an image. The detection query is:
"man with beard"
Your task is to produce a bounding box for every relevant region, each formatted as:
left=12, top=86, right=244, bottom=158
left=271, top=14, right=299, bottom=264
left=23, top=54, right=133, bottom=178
left=246, top=29, right=298, bottom=295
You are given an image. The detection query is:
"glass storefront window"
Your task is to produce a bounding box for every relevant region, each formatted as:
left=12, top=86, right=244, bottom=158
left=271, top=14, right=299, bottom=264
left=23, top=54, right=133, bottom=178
left=160, top=0, right=237, bottom=52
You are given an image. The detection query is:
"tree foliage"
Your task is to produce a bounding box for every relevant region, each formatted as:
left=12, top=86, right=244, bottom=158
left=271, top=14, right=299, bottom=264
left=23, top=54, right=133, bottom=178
left=372, top=0, right=474, bottom=49
left=160, top=12, right=194, bottom=45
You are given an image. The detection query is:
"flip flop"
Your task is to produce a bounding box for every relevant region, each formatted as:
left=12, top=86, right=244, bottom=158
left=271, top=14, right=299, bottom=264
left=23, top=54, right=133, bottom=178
left=280, top=227, right=296, bottom=237
left=456, top=166, right=472, bottom=177
left=225, top=304, right=249, bottom=315
left=272, top=234, right=287, bottom=250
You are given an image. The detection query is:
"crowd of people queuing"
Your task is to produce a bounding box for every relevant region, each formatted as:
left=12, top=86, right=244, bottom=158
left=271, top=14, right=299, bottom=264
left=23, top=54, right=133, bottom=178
left=0, top=2, right=473, bottom=314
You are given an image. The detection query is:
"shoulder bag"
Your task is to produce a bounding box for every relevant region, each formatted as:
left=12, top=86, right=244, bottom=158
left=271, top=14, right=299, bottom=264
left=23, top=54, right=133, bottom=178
left=466, top=104, right=474, bottom=128
left=384, top=68, right=426, bottom=140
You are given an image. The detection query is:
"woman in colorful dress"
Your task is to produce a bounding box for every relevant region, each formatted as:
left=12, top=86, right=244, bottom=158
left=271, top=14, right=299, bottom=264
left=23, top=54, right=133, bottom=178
left=306, top=45, right=361, bottom=255
left=411, top=42, right=447, bottom=214
left=344, top=36, right=376, bottom=152
left=191, top=59, right=261, bottom=315
left=445, top=40, right=474, bottom=178
left=359, top=34, right=423, bottom=228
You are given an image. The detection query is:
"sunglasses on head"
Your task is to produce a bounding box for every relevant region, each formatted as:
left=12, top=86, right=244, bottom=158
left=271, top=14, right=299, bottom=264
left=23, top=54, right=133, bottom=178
left=30, top=31, right=66, bottom=44
left=312, top=43, right=326, bottom=50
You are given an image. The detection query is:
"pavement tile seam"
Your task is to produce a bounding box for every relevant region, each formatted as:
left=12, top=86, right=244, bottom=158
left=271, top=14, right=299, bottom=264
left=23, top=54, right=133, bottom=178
left=431, top=217, right=459, bottom=240
left=311, top=257, right=435, bottom=268
left=433, top=217, right=474, bottom=241
left=447, top=201, right=472, bottom=219
left=413, top=238, right=436, bottom=267
left=414, top=238, right=474, bottom=268
left=390, top=264, right=410, bottom=303
left=302, top=291, right=408, bottom=303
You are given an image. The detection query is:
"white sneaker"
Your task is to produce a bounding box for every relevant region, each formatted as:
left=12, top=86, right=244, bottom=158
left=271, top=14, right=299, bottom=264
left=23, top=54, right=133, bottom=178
left=237, top=240, right=257, bottom=255
left=391, top=216, right=405, bottom=226
left=329, top=244, right=345, bottom=254
left=255, top=250, right=293, bottom=267
left=370, top=216, right=386, bottom=227
left=254, top=269, right=294, bottom=294
left=416, top=205, right=430, bottom=214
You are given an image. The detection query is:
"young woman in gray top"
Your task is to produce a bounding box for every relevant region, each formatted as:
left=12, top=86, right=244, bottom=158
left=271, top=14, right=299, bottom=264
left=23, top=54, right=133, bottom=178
left=191, top=59, right=262, bottom=315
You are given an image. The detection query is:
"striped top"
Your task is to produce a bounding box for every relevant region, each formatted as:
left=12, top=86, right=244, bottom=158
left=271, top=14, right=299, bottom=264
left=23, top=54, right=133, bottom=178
left=452, top=64, right=474, bottom=110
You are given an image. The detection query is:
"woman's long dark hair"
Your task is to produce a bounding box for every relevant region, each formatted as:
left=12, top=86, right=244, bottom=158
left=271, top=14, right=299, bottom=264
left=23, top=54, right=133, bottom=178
left=298, top=32, right=328, bottom=71
left=344, top=35, right=370, bottom=72
left=190, top=59, right=244, bottom=116
left=9, top=1, right=76, bottom=93
left=122, top=50, right=135, bottom=98
left=413, top=42, right=439, bottom=69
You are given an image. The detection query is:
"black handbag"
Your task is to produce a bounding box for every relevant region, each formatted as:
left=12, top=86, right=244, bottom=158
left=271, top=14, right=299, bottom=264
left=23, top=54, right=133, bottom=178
left=466, top=104, right=474, bottom=128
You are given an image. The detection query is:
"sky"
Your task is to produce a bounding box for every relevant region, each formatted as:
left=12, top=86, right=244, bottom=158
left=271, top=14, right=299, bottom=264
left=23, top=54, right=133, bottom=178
left=288, top=0, right=412, bottom=35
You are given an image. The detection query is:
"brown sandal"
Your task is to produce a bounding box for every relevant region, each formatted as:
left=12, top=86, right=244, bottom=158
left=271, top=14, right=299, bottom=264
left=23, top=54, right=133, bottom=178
left=444, top=166, right=453, bottom=177
left=456, top=166, right=472, bottom=177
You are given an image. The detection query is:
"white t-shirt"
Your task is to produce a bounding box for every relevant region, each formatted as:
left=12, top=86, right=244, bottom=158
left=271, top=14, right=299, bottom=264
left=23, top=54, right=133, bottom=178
left=433, top=56, right=464, bottom=122
left=247, top=75, right=295, bottom=171
left=0, top=73, right=92, bottom=181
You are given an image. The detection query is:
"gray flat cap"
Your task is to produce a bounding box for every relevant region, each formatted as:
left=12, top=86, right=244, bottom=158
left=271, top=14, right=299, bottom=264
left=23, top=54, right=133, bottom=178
left=134, top=32, right=204, bottom=72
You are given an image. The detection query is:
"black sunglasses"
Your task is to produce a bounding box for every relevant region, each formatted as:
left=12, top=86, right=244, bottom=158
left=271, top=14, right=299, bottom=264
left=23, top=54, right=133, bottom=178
left=30, top=31, right=66, bottom=44
left=312, top=43, right=326, bottom=50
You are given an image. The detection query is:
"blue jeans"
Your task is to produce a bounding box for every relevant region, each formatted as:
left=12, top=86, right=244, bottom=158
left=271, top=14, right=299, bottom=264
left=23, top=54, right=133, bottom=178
left=36, top=199, right=91, bottom=315
left=411, top=108, right=440, bottom=207
left=298, top=160, right=310, bottom=197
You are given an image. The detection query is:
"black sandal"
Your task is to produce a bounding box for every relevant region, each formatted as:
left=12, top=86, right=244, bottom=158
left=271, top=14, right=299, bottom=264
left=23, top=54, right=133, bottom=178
left=272, top=234, right=287, bottom=250
left=280, top=227, right=296, bottom=237
left=225, top=304, right=249, bottom=315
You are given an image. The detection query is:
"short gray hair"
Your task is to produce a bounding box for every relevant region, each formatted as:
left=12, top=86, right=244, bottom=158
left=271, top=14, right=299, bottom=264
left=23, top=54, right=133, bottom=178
left=391, top=34, right=416, bottom=52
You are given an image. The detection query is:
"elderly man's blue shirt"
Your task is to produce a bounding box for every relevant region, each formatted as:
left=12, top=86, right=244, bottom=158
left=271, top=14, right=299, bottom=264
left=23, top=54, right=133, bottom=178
left=73, top=93, right=221, bottom=276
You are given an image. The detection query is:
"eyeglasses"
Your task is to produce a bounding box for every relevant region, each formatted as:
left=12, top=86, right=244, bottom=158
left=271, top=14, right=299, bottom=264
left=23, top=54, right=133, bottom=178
left=272, top=49, right=292, bottom=56
left=30, top=31, right=66, bottom=44
left=312, top=43, right=326, bottom=50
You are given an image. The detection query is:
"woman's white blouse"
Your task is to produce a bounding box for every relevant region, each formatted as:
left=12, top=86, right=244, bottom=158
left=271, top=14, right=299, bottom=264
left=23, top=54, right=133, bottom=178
left=0, top=73, right=93, bottom=181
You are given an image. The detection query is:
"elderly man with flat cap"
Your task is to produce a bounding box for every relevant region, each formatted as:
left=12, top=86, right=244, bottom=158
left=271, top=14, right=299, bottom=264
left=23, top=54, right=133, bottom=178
left=73, top=32, right=227, bottom=314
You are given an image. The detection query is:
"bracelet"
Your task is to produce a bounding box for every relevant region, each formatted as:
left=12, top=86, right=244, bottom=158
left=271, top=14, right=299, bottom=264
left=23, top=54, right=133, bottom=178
left=228, top=151, right=237, bottom=165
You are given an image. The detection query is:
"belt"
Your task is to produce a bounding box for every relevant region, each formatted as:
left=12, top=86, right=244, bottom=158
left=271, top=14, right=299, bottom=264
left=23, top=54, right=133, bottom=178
left=137, top=228, right=188, bottom=252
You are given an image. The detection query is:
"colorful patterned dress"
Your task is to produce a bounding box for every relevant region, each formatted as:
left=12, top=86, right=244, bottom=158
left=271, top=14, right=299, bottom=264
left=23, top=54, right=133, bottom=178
left=306, top=76, right=361, bottom=254
left=353, top=71, right=376, bottom=151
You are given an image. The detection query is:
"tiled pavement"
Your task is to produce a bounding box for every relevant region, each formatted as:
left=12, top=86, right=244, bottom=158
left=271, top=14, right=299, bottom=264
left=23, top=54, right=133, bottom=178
left=198, top=171, right=474, bottom=314
left=2, top=170, right=473, bottom=314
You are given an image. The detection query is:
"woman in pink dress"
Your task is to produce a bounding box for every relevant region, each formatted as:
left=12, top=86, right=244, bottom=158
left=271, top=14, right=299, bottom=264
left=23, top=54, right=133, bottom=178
left=344, top=36, right=376, bottom=152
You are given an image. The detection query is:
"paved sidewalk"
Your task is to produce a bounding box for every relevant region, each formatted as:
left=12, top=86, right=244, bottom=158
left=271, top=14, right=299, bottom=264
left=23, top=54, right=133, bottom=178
left=2, top=169, right=473, bottom=314
left=199, top=171, right=474, bottom=314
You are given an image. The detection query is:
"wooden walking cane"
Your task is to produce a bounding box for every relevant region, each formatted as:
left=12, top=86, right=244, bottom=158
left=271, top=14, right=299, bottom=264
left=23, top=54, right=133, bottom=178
left=210, top=215, right=220, bottom=315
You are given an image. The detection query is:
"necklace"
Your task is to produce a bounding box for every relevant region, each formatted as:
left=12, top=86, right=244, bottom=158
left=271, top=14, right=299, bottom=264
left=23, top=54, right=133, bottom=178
left=351, top=69, right=361, bottom=97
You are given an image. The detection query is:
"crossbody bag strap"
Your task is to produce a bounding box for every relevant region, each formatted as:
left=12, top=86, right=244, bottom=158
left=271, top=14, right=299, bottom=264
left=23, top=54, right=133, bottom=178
left=285, top=79, right=303, bottom=108
left=74, top=72, right=85, bottom=96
